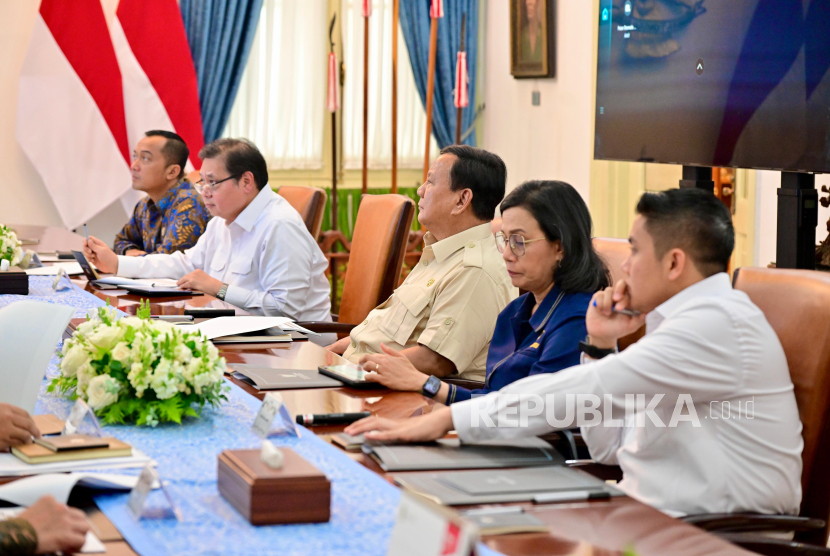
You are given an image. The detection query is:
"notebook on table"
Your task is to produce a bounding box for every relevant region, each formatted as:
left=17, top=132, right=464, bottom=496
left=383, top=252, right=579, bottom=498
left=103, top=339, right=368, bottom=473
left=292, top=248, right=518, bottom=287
left=12, top=437, right=132, bottom=465
left=231, top=365, right=342, bottom=390
left=393, top=466, right=623, bottom=506
left=363, top=437, right=565, bottom=472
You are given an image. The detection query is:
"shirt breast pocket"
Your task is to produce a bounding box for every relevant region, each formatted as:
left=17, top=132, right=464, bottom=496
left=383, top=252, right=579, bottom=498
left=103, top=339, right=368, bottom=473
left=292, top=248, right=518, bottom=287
left=229, top=257, right=253, bottom=277
left=377, top=285, right=431, bottom=345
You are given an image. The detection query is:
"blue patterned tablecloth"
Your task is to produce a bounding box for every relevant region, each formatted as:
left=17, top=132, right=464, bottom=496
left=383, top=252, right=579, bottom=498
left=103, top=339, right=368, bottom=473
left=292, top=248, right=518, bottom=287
left=0, top=276, right=107, bottom=317
left=6, top=278, right=402, bottom=556
left=5, top=277, right=503, bottom=556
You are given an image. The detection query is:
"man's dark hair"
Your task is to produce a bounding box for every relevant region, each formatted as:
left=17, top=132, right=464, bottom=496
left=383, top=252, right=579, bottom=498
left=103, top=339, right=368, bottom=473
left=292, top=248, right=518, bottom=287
left=198, top=138, right=269, bottom=190
left=636, top=188, right=734, bottom=277
left=439, top=145, right=506, bottom=221
left=501, top=180, right=611, bottom=294
left=145, top=130, right=188, bottom=180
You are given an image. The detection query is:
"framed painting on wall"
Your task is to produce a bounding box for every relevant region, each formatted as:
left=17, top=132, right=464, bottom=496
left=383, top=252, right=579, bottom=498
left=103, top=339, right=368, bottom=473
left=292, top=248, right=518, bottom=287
left=510, top=0, right=556, bottom=78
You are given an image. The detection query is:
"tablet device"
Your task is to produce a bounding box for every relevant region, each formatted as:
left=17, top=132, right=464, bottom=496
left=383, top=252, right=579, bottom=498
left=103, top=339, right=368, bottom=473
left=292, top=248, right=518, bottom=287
left=122, top=285, right=203, bottom=297
left=71, top=249, right=101, bottom=281
left=318, top=363, right=383, bottom=389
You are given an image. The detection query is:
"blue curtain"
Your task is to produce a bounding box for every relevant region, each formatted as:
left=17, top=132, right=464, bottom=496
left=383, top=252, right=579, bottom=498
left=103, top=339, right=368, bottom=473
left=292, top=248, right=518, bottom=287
left=400, top=0, right=479, bottom=148
left=180, top=0, right=264, bottom=143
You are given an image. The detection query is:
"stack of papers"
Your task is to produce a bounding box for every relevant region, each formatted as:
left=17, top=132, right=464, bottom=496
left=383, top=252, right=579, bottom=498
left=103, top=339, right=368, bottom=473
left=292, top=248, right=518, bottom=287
left=176, top=316, right=315, bottom=343
left=25, top=262, right=84, bottom=276
left=0, top=449, right=153, bottom=476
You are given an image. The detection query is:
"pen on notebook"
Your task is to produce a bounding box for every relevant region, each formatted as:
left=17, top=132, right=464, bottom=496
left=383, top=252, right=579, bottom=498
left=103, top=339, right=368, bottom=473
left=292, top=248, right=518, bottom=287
left=296, top=412, right=371, bottom=426
left=591, top=299, right=641, bottom=317
left=533, top=490, right=612, bottom=504
left=461, top=506, right=524, bottom=517
left=150, top=315, right=194, bottom=321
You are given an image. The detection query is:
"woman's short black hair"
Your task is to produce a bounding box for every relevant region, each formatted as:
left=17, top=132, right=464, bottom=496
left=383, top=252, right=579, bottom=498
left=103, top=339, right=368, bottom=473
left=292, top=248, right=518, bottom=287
left=500, top=180, right=611, bottom=294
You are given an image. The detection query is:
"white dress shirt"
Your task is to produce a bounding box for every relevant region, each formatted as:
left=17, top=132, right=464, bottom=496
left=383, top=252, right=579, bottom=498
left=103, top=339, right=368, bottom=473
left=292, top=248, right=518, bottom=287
left=118, top=186, right=333, bottom=328
left=451, top=273, right=803, bottom=516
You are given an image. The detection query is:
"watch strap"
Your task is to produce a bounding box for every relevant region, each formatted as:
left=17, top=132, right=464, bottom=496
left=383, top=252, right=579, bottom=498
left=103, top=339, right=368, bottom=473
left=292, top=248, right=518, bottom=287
left=216, top=283, right=229, bottom=301
left=578, top=340, right=616, bottom=360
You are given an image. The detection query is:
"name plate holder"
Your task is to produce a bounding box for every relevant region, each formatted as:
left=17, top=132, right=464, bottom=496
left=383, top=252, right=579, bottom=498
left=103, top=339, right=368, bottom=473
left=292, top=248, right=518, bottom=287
left=387, top=492, right=479, bottom=556
left=62, top=399, right=103, bottom=437
left=128, top=465, right=182, bottom=522
left=251, top=393, right=301, bottom=439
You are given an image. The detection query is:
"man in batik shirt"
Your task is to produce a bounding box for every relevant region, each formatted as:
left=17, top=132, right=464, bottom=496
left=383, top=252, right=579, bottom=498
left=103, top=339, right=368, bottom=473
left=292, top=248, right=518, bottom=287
left=114, top=130, right=210, bottom=256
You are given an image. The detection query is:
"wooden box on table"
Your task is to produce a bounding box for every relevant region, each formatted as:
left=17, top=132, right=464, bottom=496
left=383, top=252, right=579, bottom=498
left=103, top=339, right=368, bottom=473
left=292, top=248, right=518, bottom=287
left=217, top=448, right=330, bottom=525
left=0, top=267, right=28, bottom=295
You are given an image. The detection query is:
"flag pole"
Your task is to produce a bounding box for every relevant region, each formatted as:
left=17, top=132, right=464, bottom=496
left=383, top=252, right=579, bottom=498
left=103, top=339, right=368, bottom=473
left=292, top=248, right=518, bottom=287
left=362, top=2, right=371, bottom=195
left=455, top=14, right=466, bottom=145
left=391, top=0, right=399, bottom=193
left=423, top=0, right=443, bottom=182
left=328, top=15, right=338, bottom=231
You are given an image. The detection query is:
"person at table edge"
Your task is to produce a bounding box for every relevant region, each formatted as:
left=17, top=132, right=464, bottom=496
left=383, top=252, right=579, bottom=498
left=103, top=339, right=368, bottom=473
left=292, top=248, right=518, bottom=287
left=346, top=188, right=803, bottom=517
left=0, top=404, right=90, bottom=555
left=84, top=138, right=333, bottom=339
left=327, top=145, right=517, bottom=382
left=358, top=180, right=610, bottom=404
left=114, top=130, right=210, bottom=256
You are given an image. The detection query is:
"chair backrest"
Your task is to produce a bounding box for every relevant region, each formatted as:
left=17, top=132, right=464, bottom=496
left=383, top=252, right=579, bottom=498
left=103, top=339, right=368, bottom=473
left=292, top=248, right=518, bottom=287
left=592, top=237, right=645, bottom=349
left=733, top=267, right=830, bottom=540
left=186, top=169, right=201, bottom=184
left=339, top=194, right=415, bottom=325
left=277, top=186, right=328, bottom=240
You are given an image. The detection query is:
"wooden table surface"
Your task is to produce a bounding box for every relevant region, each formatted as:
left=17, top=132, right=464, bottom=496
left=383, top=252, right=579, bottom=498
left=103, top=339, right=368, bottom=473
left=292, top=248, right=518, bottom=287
left=10, top=225, right=755, bottom=556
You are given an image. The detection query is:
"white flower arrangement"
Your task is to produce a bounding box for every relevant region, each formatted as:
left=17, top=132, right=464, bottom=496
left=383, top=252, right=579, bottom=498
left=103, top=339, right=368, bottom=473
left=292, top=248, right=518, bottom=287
left=49, top=301, right=229, bottom=427
left=0, top=224, right=23, bottom=267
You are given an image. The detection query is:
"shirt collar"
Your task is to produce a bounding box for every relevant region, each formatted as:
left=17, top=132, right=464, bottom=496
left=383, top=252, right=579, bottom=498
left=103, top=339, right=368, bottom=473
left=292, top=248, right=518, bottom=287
left=150, top=181, right=185, bottom=213
left=229, top=186, right=276, bottom=232
left=425, top=223, right=493, bottom=263
left=646, top=272, right=732, bottom=332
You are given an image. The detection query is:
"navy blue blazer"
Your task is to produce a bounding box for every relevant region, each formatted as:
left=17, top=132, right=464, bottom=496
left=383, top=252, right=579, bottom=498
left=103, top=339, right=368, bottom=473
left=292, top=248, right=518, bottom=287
left=447, top=285, right=591, bottom=404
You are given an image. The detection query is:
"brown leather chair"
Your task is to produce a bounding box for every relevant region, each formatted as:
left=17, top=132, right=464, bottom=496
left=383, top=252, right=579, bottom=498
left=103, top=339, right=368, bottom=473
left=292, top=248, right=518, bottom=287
left=682, top=267, right=830, bottom=546
left=592, top=237, right=645, bottom=349
left=277, top=186, right=327, bottom=240
left=186, top=169, right=201, bottom=184
left=299, top=194, right=415, bottom=335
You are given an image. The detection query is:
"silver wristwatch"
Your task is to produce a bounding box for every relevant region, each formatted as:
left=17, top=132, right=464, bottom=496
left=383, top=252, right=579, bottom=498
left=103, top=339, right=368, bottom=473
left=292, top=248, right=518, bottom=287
left=216, top=283, right=229, bottom=301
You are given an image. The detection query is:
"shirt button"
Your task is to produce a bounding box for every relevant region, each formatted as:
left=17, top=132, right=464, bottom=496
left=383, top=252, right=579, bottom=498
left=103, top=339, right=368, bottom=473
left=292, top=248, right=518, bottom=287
left=351, top=341, right=357, bottom=348
left=444, top=318, right=453, bottom=326
left=363, top=319, right=368, bottom=325
left=468, top=244, right=475, bottom=248
left=423, top=260, right=429, bottom=266
left=427, top=279, right=435, bottom=287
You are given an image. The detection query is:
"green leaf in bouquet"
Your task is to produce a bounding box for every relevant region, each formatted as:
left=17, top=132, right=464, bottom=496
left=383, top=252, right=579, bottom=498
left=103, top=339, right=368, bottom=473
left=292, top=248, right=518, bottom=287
left=137, top=299, right=151, bottom=320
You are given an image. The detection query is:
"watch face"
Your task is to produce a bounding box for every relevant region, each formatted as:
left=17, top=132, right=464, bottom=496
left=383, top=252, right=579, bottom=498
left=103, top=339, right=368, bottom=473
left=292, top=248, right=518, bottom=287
left=424, top=376, right=441, bottom=396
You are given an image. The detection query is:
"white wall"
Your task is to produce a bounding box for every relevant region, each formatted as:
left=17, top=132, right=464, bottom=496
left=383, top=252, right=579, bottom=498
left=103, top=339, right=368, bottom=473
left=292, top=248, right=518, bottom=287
left=481, top=0, right=595, bottom=200
left=0, top=1, right=129, bottom=243
left=755, top=171, right=830, bottom=268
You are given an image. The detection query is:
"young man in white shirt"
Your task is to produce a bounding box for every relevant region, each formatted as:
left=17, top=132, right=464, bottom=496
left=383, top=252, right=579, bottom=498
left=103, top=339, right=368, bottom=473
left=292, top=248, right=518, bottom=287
left=84, top=138, right=333, bottom=339
left=346, top=188, right=804, bottom=517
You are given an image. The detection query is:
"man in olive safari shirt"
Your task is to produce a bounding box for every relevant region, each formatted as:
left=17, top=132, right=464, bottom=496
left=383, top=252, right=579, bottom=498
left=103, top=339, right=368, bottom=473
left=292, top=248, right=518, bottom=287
left=328, top=146, right=517, bottom=382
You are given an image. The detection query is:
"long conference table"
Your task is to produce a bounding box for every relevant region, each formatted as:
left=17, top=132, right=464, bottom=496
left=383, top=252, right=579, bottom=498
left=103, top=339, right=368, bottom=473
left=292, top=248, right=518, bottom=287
left=2, top=225, right=756, bottom=556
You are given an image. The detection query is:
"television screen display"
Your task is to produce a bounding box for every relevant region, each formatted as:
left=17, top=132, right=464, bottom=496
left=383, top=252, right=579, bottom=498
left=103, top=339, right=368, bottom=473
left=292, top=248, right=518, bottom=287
left=594, top=0, right=830, bottom=173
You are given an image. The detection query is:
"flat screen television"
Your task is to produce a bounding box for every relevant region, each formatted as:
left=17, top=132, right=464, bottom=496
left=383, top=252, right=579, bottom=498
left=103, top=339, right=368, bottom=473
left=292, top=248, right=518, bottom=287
left=594, top=0, right=830, bottom=174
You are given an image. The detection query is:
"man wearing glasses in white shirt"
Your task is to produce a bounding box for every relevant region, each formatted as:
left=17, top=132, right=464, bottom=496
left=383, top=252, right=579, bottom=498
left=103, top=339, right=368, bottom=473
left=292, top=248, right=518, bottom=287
left=346, top=188, right=804, bottom=517
left=84, top=138, right=333, bottom=342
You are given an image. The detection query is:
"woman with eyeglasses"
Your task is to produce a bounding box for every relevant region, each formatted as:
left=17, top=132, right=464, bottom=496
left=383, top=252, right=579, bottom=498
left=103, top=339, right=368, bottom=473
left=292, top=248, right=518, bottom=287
left=357, top=180, right=610, bottom=403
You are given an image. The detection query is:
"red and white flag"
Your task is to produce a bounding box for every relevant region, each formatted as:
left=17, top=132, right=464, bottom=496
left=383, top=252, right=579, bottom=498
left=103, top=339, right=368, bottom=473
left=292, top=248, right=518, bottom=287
left=327, top=53, right=340, bottom=113
left=430, top=0, right=444, bottom=19
left=362, top=0, right=372, bottom=18
left=17, top=0, right=132, bottom=230
left=113, top=0, right=204, bottom=170
left=454, top=52, right=469, bottom=108
left=16, top=0, right=205, bottom=228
